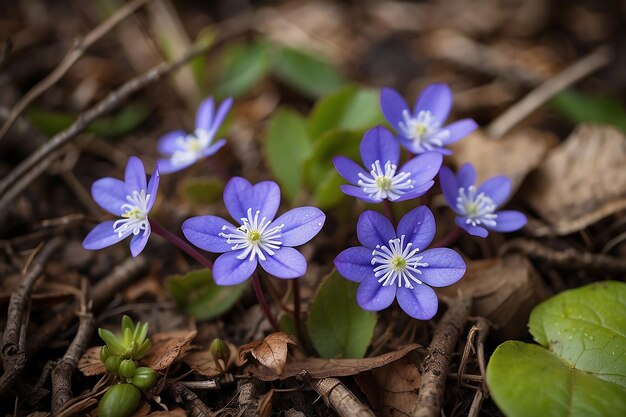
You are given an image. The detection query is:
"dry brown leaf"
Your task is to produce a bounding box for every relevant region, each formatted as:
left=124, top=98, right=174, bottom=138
left=525, top=124, right=626, bottom=235
left=249, top=343, right=424, bottom=381
left=129, top=402, right=150, bottom=417
left=181, top=341, right=241, bottom=377
left=257, top=390, right=275, bottom=417
left=450, top=128, right=557, bottom=194
left=78, top=346, right=106, bottom=376
left=144, top=409, right=186, bottom=417
left=142, top=330, right=197, bottom=371
left=438, top=254, right=551, bottom=339
left=239, top=332, right=296, bottom=376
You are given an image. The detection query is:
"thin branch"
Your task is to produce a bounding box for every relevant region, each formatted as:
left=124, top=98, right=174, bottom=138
left=299, top=372, right=376, bottom=417
left=0, top=0, right=152, bottom=141
left=168, top=382, right=215, bottom=417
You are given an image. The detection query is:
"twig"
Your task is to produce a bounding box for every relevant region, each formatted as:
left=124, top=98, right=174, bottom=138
left=501, top=238, right=626, bottom=273
left=168, top=382, right=215, bottom=417
left=178, top=380, right=219, bottom=390
left=0, top=41, right=214, bottom=213
left=413, top=297, right=472, bottom=417
left=299, top=372, right=375, bottom=417
left=487, top=46, right=613, bottom=138
left=27, top=255, right=148, bottom=357
left=0, top=0, right=152, bottom=141
left=51, top=280, right=95, bottom=413
left=0, top=238, right=62, bottom=396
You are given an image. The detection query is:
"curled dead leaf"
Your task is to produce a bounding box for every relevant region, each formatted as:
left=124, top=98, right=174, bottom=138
left=239, top=332, right=297, bottom=376
left=182, top=341, right=241, bottom=377
left=77, top=346, right=106, bottom=376
left=142, top=330, right=197, bottom=371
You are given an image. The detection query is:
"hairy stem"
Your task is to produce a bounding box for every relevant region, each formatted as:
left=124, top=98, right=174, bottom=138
left=150, top=219, right=213, bottom=269
left=251, top=273, right=280, bottom=331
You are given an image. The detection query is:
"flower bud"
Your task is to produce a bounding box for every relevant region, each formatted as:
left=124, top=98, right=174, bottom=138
left=98, top=383, right=141, bottom=417
left=210, top=338, right=230, bottom=371
left=105, top=355, right=122, bottom=373
left=131, top=367, right=157, bottom=390
left=119, top=359, right=137, bottom=378
left=100, top=345, right=111, bottom=363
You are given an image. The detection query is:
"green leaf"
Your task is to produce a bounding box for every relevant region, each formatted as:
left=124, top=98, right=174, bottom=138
left=264, top=108, right=311, bottom=200
left=487, top=281, right=626, bottom=417
left=308, top=86, right=386, bottom=140
left=178, top=177, right=224, bottom=206
left=214, top=41, right=273, bottom=99
left=274, top=47, right=345, bottom=99
left=307, top=270, right=377, bottom=358
left=313, top=170, right=347, bottom=209
left=166, top=269, right=247, bottom=321
left=551, top=90, right=626, bottom=132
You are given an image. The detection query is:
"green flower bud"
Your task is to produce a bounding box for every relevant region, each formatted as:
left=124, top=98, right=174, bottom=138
left=119, top=359, right=137, bottom=378
left=121, top=315, right=135, bottom=334
left=105, top=355, right=122, bottom=373
left=131, top=367, right=157, bottom=390
left=98, top=328, right=125, bottom=356
left=100, top=345, right=111, bottom=363
left=98, top=384, right=141, bottom=417
left=210, top=338, right=230, bottom=371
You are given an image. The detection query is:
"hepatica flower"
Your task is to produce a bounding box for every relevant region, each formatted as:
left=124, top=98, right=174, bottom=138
left=334, top=207, right=465, bottom=320
left=182, top=177, right=325, bottom=285
left=83, top=157, right=159, bottom=257
left=381, top=84, right=477, bottom=155
left=157, top=96, right=233, bottom=174
left=333, top=126, right=442, bottom=203
left=439, top=163, right=527, bottom=238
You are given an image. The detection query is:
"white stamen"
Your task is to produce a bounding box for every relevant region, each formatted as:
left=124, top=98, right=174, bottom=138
left=370, top=235, right=429, bottom=289
left=398, top=110, right=450, bottom=151
left=218, top=208, right=284, bottom=262
left=112, top=190, right=151, bottom=238
left=456, top=185, right=498, bottom=227
left=170, top=128, right=213, bottom=166
left=357, top=160, right=415, bottom=201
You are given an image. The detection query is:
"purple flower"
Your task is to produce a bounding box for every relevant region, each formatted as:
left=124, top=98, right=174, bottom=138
left=334, top=207, right=465, bottom=320
left=439, top=163, right=527, bottom=238
left=83, top=156, right=160, bottom=257
left=182, top=177, right=325, bottom=285
left=333, top=126, right=442, bottom=203
left=157, top=96, right=233, bottom=174
left=380, top=84, right=478, bottom=155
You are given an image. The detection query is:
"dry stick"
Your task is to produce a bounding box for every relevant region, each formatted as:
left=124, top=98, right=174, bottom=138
left=27, top=255, right=148, bottom=358
left=0, top=41, right=213, bottom=213
left=467, top=318, right=490, bottom=417
left=0, top=0, right=152, bottom=141
left=300, top=372, right=375, bottom=417
left=0, top=238, right=62, bottom=396
left=168, top=382, right=215, bottom=417
left=51, top=281, right=95, bottom=414
left=413, top=297, right=472, bottom=417
left=486, top=46, right=613, bottom=139
left=501, top=238, right=626, bottom=273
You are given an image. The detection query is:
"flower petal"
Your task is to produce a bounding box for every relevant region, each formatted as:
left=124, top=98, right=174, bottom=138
left=205, top=97, right=233, bottom=135
left=438, top=166, right=459, bottom=210
left=334, top=246, right=373, bottom=283
left=146, top=167, right=160, bottom=211
left=360, top=126, right=400, bottom=168
left=124, top=156, right=147, bottom=192
left=333, top=156, right=367, bottom=185
left=82, top=221, right=126, bottom=250
left=224, top=177, right=280, bottom=222
left=477, top=176, right=511, bottom=206
left=397, top=206, right=436, bottom=250
left=490, top=210, right=527, bottom=232
left=155, top=158, right=195, bottom=175
left=455, top=217, right=488, bottom=238
left=356, top=277, right=397, bottom=311
left=129, top=228, right=151, bottom=257
left=213, top=251, right=257, bottom=285
left=182, top=216, right=235, bottom=253
left=195, top=97, right=215, bottom=132
left=92, top=177, right=128, bottom=215
left=157, top=130, right=186, bottom=155
left=456, top=163, right=476, bottom=190
left=396, top=284, right=438, bottom=320
left=415, top=83, right=452, bottom=123
left=273, top=207, right=325, bottom=247
left=399, top=151, right=443, bottom=186
left=259, top=247, right=306, bottom=278
left=393, top=181, right=434, bottom=202
left=380, top=87, right=410, bottom=131
left=340, top=185, right=380, bottom=203
left=441, top=119, right=478, bottom=145
left=357, top=210, right=395, bottom=248
left=419, top=248, right=466, bottom=287
left=201, top=139, right=226, bottom=158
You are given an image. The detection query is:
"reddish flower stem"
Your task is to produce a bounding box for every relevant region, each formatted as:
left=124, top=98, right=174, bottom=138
left=149, top=219, right=213, bottom=269
left=383, top=199, right=397, bottom=225
left=432, top=226, right=463, bottom=248
left=252, top=272, right=280, bottom=331
left=292, top=279, right=306, bottom=343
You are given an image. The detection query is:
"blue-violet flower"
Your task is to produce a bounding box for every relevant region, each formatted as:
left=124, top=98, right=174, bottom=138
left=83, top=156, right=159, bottom=257
left=380, top=84, right=478, bottom=155
left=439, top=163, right=527, bottom=238
left=333, top=126, right=442, bottom=203
left=157, top=96, right=233, bottom=174
left=182, top=177, right=325, bottom=285
left=334, top=207, right=465, bottom=320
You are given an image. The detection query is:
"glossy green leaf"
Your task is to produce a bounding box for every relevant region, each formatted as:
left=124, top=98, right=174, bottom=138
left=264, top=108, right=311, bottom=200
left=214, top=41, right=273, bottom=98
left=308, top=86, right=386, bottom=140
left=178, top=177, right=224, bottom=206
left=307, top=270, right=377, bottom=359
left=551, top=90, right=626, bottom=132
left=274, top=47, right=345, bottom=99
left=487, top=281, right=626, bottom=417
left=166, top=269, right=247, bottom=321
